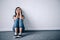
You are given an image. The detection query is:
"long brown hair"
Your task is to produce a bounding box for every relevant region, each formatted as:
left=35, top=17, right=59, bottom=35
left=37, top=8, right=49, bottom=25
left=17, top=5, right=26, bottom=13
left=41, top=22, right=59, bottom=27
left=15, top=7, right=22, bottom=16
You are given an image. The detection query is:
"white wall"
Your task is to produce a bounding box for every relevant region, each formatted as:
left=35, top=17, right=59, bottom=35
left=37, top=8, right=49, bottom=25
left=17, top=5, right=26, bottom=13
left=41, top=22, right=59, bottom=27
left=0, top=0, right=60, bottom=31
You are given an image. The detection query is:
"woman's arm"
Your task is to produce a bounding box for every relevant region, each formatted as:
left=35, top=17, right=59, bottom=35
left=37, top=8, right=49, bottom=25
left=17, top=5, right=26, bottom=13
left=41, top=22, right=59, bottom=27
left=13, top=15, right=17, bottom=20
left=16, top=13, right=19, bottom=18
left=13, top=16, right=17, bottom=20
left=22, top=15, right=24, bottom=19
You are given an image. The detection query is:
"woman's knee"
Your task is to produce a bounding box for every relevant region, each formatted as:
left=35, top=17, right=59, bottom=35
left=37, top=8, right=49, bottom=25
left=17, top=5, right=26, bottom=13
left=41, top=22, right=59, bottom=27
left=13, top=19, right=19, bottom=27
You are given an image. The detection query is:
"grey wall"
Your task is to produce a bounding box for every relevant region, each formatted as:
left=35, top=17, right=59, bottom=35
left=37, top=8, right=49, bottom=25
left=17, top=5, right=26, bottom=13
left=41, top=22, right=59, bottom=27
left=0, top=0, right=60, bottom=31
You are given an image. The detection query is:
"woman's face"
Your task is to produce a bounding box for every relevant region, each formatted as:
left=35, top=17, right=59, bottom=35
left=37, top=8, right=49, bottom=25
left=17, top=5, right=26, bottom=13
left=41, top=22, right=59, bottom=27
left=16, top=8, right=21, bottom=14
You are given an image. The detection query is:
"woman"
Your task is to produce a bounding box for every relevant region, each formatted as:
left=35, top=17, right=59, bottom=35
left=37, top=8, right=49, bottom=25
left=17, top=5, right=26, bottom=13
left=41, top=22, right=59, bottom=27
left=13, top=7, right=25, bottom=37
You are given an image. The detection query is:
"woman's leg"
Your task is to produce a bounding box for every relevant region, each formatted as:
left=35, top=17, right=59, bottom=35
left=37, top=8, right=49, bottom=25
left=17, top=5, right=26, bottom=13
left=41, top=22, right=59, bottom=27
left=19, top=28, right=22, bottom=35
left=19, top=19, right=23, bottom=35
left=20, top=28, right=22, bottom=33
left=13, top=18, right=19, bottom=35
left=15, top=28, right=18, bottom=35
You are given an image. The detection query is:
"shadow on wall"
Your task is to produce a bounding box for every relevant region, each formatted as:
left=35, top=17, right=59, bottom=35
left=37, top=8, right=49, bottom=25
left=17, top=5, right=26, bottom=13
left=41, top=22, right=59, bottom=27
left=22, top=10, right=32, bottom=30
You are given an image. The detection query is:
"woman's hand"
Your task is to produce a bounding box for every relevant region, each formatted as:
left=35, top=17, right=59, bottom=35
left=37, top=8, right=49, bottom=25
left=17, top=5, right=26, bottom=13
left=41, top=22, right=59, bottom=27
left=16, top=12, right=19, bottom=18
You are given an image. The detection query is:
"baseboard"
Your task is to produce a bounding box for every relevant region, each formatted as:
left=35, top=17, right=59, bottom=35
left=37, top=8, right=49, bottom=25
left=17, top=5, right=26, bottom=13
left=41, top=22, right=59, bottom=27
left=0, top=30, right=60, bottom=32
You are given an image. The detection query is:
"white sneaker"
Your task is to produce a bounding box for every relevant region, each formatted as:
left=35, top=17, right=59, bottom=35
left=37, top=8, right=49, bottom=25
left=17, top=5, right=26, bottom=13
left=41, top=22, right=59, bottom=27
left=19, top=33, right=22, bottom=36
left=14, top=32, right=18, bottom=36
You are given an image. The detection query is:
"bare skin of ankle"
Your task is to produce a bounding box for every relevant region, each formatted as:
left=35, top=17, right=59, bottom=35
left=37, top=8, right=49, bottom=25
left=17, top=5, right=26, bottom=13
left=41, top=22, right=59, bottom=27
left=15, top=28, right=18, bottom=33
left=19, top=28, right=22, bottom=33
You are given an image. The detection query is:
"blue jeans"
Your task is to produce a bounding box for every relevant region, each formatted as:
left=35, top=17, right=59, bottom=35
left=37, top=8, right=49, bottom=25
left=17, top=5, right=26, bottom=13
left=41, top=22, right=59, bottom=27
left=13, top=18, right=24, bottom=28
left=13, top=18, right=25, bottom=32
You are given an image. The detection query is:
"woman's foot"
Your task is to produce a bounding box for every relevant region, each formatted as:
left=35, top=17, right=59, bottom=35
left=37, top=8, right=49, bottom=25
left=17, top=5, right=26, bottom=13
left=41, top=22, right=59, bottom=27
left=18, top=33, right=22, bottom=36
left=14, top=32, right=18, bottom=36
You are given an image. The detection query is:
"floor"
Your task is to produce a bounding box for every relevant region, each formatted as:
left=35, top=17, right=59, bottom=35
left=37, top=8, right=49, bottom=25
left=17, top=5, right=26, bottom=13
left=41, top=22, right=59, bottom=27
left=0, top=30, right=60, bottom=40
